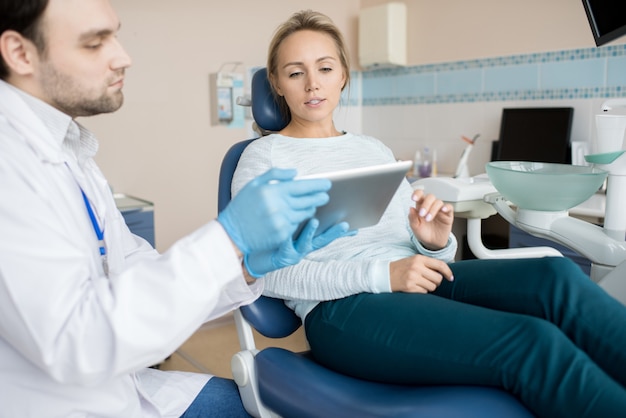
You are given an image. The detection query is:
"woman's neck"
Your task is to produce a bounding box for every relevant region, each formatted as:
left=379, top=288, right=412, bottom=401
left=280, top=120, right=343, bottom=138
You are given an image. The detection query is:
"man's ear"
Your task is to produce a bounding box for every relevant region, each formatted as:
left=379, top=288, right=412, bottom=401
left=0, top=30, right=38, bottom=76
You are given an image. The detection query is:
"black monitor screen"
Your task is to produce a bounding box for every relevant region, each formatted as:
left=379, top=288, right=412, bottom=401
left=582, top=0, right=626, bottom=46
left=494, top=107, right=574, bottom=164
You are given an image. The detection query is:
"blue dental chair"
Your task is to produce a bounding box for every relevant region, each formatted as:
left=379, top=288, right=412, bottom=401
left=218, top=68, right=534, bottom=418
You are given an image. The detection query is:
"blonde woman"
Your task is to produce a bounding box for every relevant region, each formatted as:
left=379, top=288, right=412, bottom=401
left=232, top=10, right=626, bottom=417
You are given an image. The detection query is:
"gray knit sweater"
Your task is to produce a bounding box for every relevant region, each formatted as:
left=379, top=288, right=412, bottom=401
left=232, top=132, right=457, bottom=321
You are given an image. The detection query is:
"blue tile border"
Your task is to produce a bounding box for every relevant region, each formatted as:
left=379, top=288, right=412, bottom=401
left=359, top=44, right=626, bottom=105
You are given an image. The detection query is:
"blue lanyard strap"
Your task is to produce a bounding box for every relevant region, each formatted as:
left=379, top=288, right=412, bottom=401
left=80, top=189, right=106, bottom=257
left=80, top=188, right=109, bottom=276
left=64, top=162, right=108, bottom=275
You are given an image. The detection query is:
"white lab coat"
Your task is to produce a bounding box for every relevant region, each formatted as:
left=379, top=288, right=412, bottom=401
left=0, top=80, right=262, bottom=417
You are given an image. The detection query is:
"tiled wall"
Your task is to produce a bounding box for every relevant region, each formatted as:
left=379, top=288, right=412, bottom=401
left=361, top=44, right=626, bottom=105
left=343, top=44, right=626, bottom=177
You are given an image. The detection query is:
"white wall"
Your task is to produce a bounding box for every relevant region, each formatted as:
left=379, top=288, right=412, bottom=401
left=364, top=98, right=604, bottom=178
left=361, top=0, right=624, bottom=66
left=83, top=0, right=621, bottom=251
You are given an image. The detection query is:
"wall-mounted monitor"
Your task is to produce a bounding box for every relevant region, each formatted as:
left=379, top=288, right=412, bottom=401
left=582, top=0, right=626, bottom=47
left=493, top=107, right=574, bottom=164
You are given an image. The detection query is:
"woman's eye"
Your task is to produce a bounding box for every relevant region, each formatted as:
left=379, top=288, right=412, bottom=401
left=289, top=72, right=303, bottom=78
left=320, top=67, right=332, bottom=72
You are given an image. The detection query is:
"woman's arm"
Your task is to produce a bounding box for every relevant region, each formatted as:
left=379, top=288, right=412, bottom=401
left=232, top=137, right=392, bottom=301
left=263, top=256, right=392, bottom=301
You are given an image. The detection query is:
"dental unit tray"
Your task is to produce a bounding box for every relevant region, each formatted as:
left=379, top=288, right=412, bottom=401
left=412, top=175, right=498, bottom=219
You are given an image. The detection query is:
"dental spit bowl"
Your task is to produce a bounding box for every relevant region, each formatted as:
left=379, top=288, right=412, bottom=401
left=485, top=161, right=608, bottom=211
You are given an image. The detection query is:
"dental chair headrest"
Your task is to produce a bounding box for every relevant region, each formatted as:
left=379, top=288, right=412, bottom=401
left=251, top=68, right=290, bottom=132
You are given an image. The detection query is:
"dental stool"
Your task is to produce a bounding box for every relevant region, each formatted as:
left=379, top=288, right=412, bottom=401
left=217, top=68, right=534, bottom=418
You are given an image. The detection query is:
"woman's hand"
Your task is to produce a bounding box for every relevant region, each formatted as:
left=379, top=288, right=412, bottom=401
left=409, top=189, right=454, bottom=250
left=389, top=255, right=454, bottom=293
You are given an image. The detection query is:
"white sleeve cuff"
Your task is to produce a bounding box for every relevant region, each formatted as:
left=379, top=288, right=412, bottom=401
left=369, top=260, right=392, bottom=293
left=411, top=233, right=458, bottom=263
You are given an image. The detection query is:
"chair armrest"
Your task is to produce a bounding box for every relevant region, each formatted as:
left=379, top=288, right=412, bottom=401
left=240, top=296, right=301, bottom=338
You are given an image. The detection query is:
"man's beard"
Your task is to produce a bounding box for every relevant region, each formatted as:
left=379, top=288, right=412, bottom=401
left=39, top=63, right=125, bottom=118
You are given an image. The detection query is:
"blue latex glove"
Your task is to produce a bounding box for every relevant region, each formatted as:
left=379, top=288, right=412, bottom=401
left=244, top=219, right=356, bottom=278
left=217, top=168, right=331, bottom=254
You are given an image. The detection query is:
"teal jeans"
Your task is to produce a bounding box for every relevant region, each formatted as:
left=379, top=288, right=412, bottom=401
left=305, top=257, right=626, bottom=417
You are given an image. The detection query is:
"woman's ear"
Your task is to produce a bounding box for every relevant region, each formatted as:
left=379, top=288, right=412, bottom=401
left=0, top=30, right=38, bottom=77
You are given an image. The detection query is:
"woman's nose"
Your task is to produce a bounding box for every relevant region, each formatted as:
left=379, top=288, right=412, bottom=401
left=305, top=74, right=319, bottom=91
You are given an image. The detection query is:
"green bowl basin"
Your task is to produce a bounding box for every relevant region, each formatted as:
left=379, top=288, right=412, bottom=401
left=485, top=161, right=608, bottom=211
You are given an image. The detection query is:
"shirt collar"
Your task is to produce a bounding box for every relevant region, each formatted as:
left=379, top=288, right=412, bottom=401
left=11, top=86, right=99, bottom=166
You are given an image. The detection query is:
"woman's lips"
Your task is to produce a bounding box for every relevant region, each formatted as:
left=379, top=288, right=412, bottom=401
left=305, top=98, right=324, bottom=105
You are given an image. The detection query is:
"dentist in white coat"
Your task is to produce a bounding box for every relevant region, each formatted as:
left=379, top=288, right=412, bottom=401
left=0, top=0, right=348, bottom=417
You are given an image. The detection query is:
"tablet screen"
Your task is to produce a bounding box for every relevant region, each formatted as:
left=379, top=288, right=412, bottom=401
left=294, top=160, right=412, bottom=238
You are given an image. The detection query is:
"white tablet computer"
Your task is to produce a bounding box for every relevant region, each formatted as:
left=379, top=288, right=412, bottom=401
left=294, top=160, right=412, bottom=237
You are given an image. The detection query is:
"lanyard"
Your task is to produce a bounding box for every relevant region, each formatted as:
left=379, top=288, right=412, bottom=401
left=80, top=188, right=108, bottom=276
left=65, top=162, right=108, bottom=275
left=81, top=189, right=106, bottom=253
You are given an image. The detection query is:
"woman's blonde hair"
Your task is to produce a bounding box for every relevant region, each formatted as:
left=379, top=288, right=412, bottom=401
left=267, top=10, right=351, bottom=120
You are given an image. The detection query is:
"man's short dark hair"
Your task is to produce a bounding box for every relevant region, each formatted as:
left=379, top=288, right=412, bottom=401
left=0, top=0, right=49, bottom=79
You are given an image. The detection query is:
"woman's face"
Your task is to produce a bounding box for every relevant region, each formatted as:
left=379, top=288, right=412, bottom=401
left=272, top=29, right=346, bottom=132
